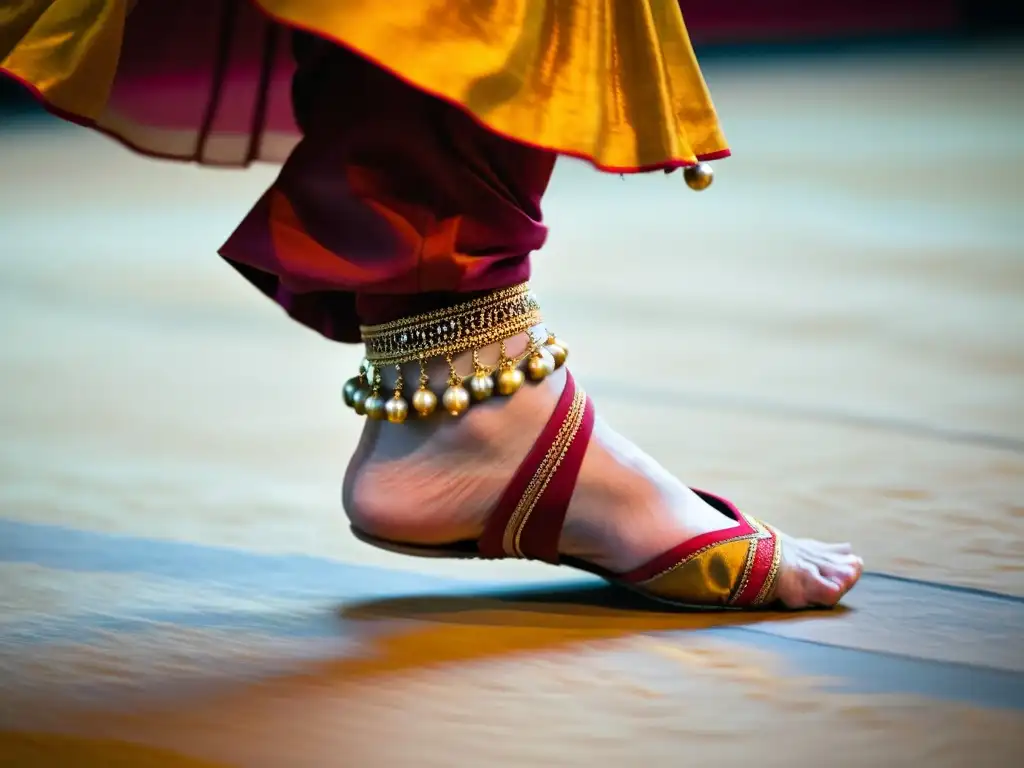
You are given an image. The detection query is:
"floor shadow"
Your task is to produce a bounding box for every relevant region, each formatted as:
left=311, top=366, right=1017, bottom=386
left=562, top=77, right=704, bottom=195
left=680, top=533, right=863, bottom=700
left=253, top=582, right=844, bottom=684
left=338, top=580, right=843, bottom=629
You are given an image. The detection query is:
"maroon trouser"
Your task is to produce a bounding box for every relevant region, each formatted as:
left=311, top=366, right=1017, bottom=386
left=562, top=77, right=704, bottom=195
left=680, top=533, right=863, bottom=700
left=220, top=33, right=557, bottom=343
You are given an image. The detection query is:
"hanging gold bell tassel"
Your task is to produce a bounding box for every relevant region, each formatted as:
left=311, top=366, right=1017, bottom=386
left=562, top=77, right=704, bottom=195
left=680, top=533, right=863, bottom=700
left=526, top=347, right=555, bottom=381
left=441, top=355, right=471, bottom=416
left=344, top=360, right=371, bottom=415
left=494, top=341, right=525, bottom=396
left=683, top=162, right=714, bottom=191
left=385, top=366, right=410, bottom=424
left=544, top=334, right=568, bottom=369
left=411, top=359, right=438, bottom=417
left=468, top=351, right=495, bottom=401
left=364, top=367, right=387, bottom=421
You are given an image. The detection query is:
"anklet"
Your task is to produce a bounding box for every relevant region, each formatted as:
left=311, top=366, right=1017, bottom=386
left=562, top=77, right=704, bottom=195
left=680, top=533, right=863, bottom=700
left=343, top=283, right=568, bottom=423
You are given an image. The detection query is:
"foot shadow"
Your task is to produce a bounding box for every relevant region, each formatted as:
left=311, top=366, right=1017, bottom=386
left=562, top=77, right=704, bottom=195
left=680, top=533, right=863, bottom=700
left=340, top=579, right=844, bottom=628
left=330, top=581, right=845, bottom=679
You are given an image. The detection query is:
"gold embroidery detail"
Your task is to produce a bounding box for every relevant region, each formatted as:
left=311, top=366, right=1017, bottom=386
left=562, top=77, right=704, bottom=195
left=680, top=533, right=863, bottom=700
left=360, top=283, right=542, bottom=366
left=502, top=387, right=587, bottom=558
left=726, top=516, right=774, bottom=606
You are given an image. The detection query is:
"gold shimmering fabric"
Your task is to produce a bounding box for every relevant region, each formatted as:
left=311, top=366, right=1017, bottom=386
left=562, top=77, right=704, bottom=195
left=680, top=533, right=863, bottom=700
left=638, top=539, right=755, bottom=607
left=0, top=0, right=728, bottom=171
left=0, top=0, right=127, bottom=120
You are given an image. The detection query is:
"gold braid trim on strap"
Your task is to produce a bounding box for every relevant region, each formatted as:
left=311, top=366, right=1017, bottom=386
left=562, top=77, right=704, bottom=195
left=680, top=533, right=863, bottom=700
left=343, top=284, right=569, bottom=424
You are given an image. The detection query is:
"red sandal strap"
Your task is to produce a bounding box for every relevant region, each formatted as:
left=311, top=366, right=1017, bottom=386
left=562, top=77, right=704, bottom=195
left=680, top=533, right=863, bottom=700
left=478, top=370, right=595, bottom=564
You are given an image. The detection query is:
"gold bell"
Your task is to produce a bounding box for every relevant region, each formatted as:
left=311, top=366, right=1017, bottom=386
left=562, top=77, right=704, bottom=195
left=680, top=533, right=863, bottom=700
left=545, top=336, right=568, bottom=369
left=527, top=350, right=555, bottom=381
left=683, top=162, right=713, bottom=191
left=442, top=385, right=471, bottom=416
left=496, top=366, right=525, bottom=395
left=385, top=395, right=409, bottom=424
left=343, top=376, right=363, bottom=408
left=351, top=387, right=370, bottom=415
left=468, top=371, right=495, bottom=401
left=364, top=393, right=387, bottom=420
left=411, top=387, right=437, bottom=417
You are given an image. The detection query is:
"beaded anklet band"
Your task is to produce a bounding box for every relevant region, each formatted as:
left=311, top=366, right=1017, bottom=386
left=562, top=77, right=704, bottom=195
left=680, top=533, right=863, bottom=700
left=342, top=283, right=568, bottom=422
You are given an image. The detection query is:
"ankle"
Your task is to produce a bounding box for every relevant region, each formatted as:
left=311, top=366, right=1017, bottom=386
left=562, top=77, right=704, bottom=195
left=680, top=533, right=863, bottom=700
left=342, top=366, right=568, bottom=544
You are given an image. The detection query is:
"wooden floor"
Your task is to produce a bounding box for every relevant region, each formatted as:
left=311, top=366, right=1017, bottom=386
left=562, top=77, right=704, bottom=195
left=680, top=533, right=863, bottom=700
left=0, top=45, right=1022, bottom=767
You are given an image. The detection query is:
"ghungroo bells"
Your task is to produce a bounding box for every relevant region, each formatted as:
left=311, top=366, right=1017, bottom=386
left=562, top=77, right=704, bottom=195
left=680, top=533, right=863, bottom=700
left=343, top=283, right=569, bottom=423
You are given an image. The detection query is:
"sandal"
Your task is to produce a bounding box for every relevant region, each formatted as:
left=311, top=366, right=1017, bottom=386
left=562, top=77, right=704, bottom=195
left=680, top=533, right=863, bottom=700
left=350, top=371, right=782, bottom=610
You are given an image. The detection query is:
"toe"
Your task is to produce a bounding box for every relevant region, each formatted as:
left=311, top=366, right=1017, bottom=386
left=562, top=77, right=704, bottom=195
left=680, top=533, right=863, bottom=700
left=819, top=560, right=859, bottom=591
left=806, top=566, right=845, bottom=607
left=778, top=560, right=842, bottom=609
left=772, top=537, right=862, bottom=609
left=821, top=550, right=863, bottom=570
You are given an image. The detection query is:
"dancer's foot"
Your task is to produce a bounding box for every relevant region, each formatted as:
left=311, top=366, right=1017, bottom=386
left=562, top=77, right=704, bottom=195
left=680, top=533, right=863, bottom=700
left=344, top=331, right=862, bottom=609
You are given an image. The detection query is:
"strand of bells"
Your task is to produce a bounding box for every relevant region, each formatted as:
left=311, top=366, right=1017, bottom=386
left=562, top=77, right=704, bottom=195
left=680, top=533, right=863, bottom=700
left=343, top=335, right=569, bottom=423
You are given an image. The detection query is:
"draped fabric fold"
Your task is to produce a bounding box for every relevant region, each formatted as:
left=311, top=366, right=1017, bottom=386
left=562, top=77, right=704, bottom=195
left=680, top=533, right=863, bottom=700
left=1, top=0, right=731, bottom=342
left=0, top=0, right=729, bottom=172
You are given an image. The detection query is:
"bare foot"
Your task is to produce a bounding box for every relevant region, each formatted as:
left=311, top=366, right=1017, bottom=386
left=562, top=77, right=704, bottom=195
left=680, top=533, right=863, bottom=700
left=344, top=331, right=862, bottom=609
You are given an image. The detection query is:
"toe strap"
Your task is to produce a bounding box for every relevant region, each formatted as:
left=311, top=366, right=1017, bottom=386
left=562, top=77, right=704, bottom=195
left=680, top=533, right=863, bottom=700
left=728, top=517, right=782, bottom=607
left=619, top=493, right=782, bottom=608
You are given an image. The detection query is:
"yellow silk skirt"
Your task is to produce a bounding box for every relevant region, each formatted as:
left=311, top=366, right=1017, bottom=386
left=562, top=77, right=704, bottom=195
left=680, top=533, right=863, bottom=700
left=0, top=0, right=729, bottom=171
